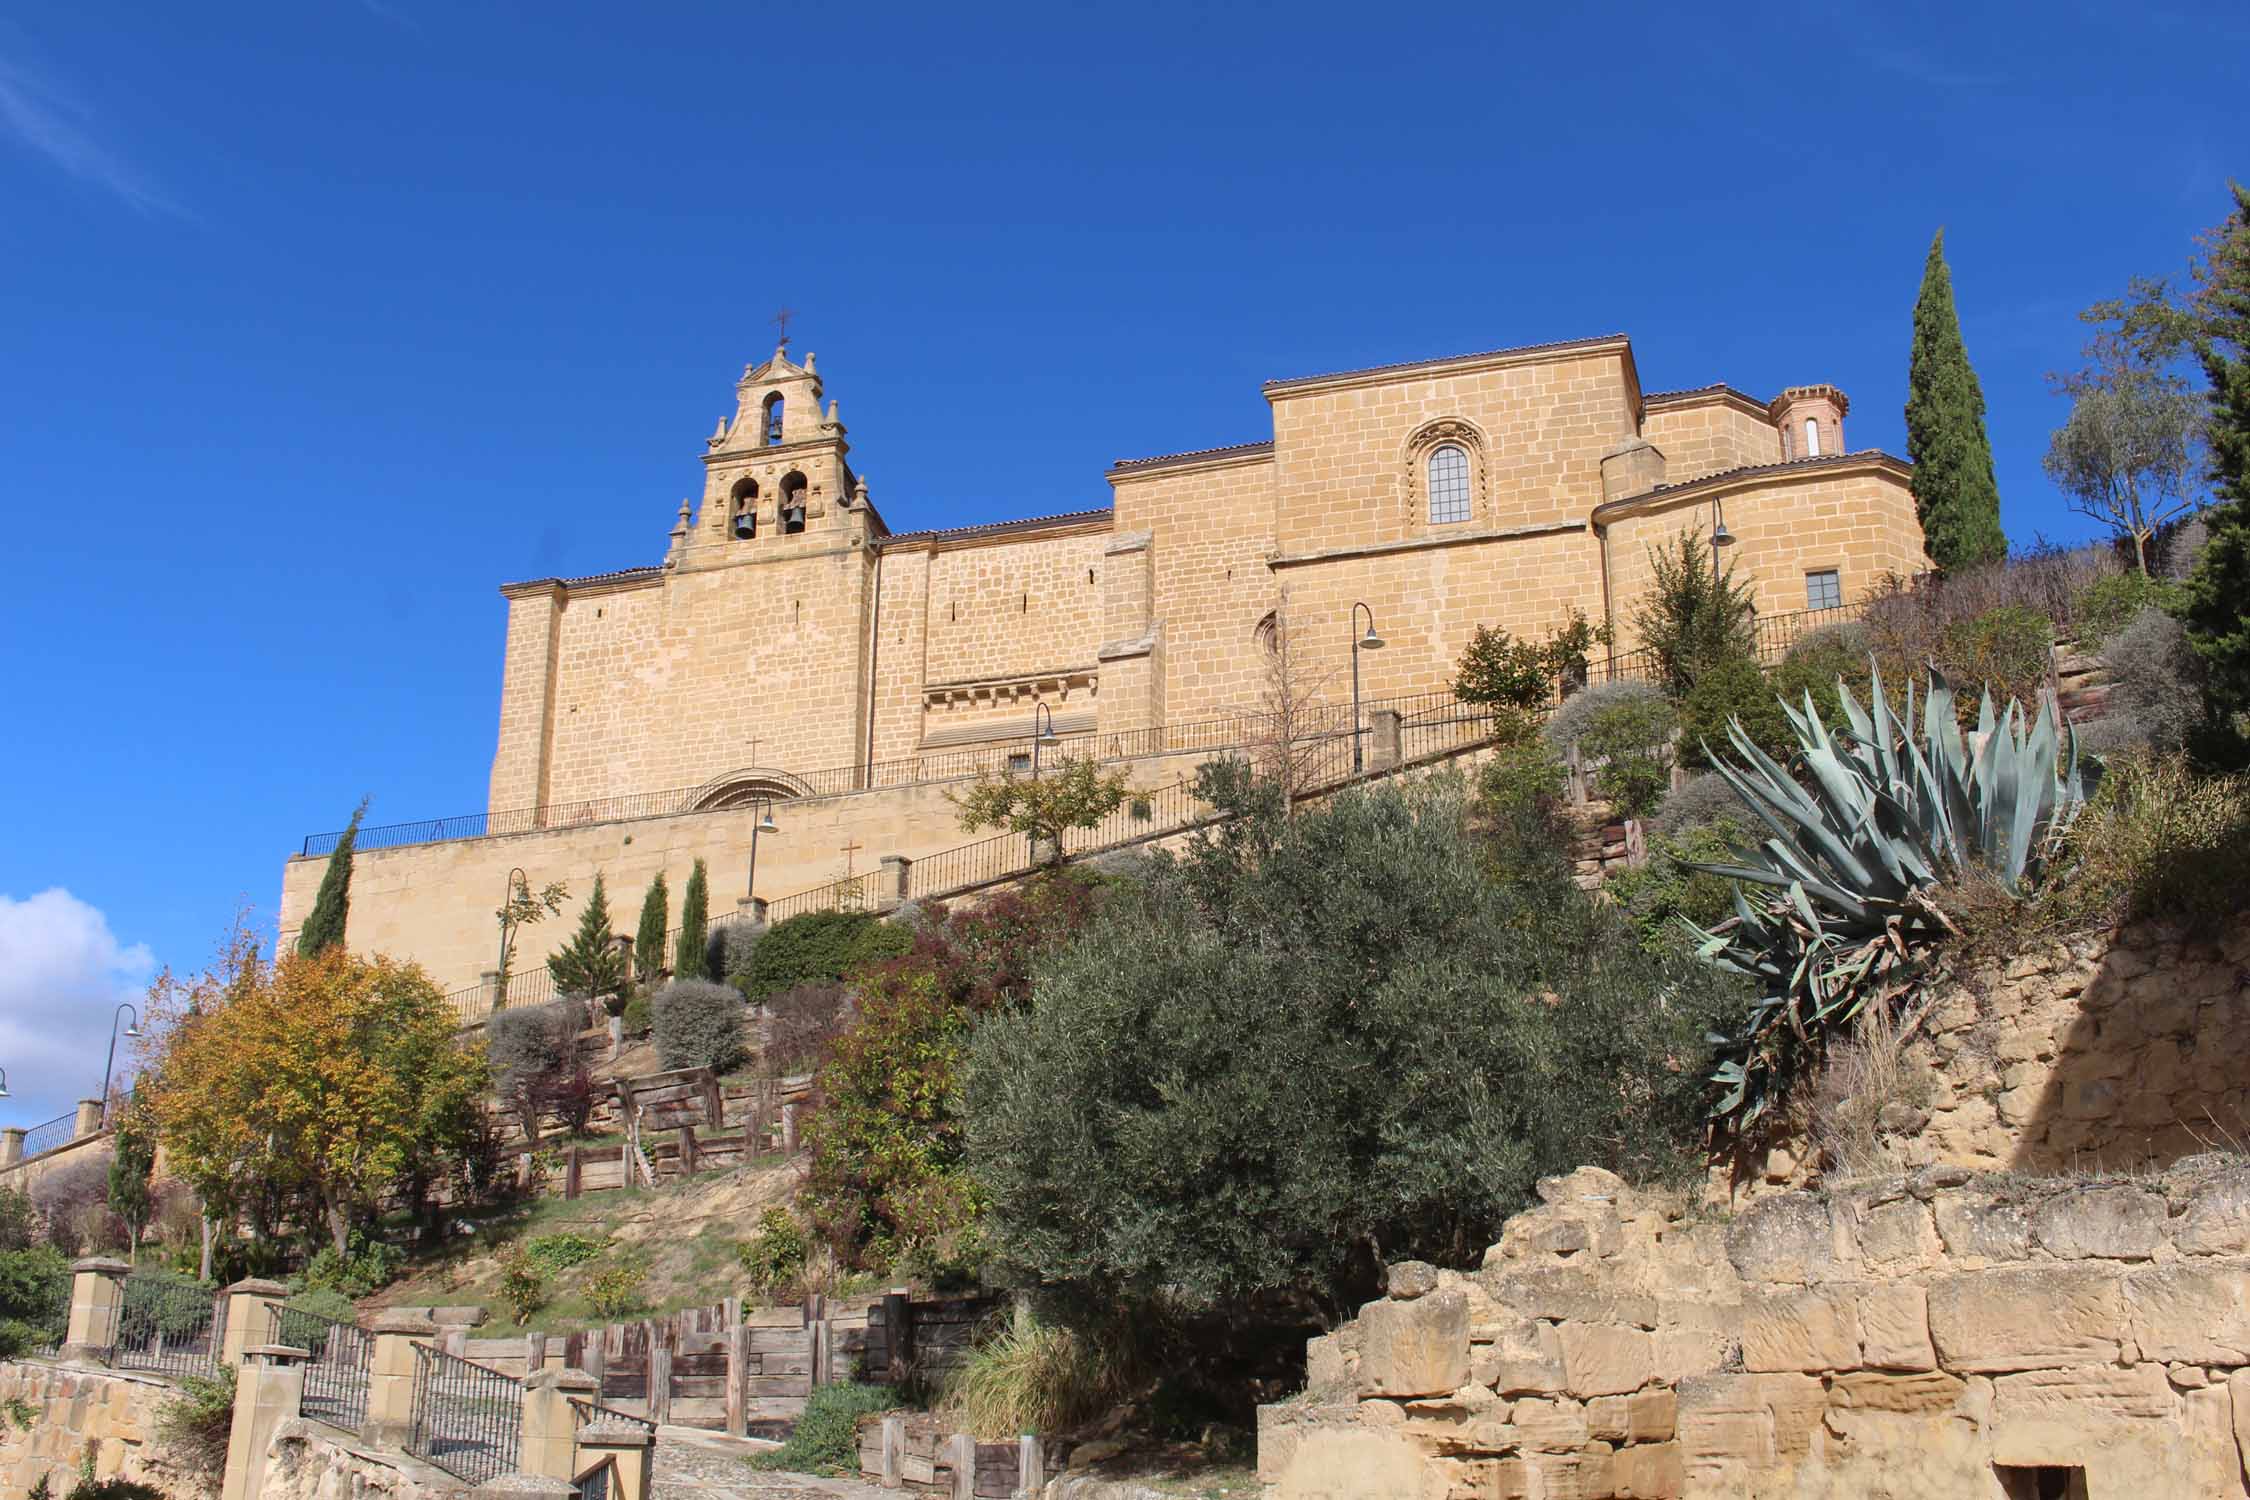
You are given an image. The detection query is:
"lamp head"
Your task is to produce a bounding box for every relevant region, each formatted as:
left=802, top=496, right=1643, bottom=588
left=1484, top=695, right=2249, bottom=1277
left=757, top=812, right=778, bottom=834
left=0, top=1068, right=10, bottom=1099
left=1711, top=522, right=1736, bottom=548
left=1360, top=625, right=1385, bottom=651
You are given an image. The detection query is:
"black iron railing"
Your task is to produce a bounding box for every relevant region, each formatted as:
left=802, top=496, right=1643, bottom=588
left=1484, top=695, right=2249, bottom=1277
left=110, top=1274, right=225, bottom=1379
left=407, top=1343, right=523, bottom=1486
left=18, top=1111, right=76, bottom=1161
left=568, top=1396, right=655, bottom=1500
left=1595, top=601, right=1867, bottom=685
left=300, top=692, right=1472, bottom=858
left=269, top=1302, right=372, bottom=1433
left=18, top=1265, right=70, bottom=1357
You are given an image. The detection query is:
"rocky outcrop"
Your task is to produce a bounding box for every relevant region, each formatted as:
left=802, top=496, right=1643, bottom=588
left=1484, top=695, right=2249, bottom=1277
left=1259, top=1160, right=2250, bottom=1497
left=0, top=1360, right=210, bottom=1498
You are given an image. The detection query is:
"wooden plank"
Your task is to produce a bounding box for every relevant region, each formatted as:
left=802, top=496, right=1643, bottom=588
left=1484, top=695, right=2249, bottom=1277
left=679, top=1121, right=698, bottom=1176
left=881, top=1416, right=904, bottom=1488
left=747, top=1307, right=807, bottom=1330
left=725, top=1321, right=748, bottom=1438
left=742, top=1375, right=812, bottom=1398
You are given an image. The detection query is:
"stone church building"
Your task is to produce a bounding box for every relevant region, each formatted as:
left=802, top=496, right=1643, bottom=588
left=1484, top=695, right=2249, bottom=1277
left=281, top=333, right=1928, bottom=999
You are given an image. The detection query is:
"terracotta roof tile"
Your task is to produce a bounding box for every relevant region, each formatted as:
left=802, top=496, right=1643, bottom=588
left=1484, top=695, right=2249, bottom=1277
left=1106, top=440, right=1275, bottom=475
left=877, top=506, right=1113, bottom=546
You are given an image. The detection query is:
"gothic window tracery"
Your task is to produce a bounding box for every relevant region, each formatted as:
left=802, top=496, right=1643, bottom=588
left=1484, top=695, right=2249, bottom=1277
left=1401, top=418, right=1488, bottom=528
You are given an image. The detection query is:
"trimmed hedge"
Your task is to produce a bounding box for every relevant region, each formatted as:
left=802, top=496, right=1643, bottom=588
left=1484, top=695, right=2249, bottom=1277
left=737, top=910, right=912, bottom=1002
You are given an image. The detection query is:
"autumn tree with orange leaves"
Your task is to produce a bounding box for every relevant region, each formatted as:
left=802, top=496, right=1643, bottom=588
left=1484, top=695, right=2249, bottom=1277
left=143, top=935, right=486, bottom=1258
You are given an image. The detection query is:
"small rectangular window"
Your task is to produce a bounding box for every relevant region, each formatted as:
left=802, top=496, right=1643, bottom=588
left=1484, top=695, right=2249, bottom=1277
left=1806, top=569, right=1842, bottom=611
left=1005, top=752, right=1032, bottom=775
left=1804, top=417, right=1821, bottom=457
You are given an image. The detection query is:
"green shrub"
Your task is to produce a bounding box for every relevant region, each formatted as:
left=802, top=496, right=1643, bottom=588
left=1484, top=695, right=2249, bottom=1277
left=651, top=979, right=747, bottom=1073
left=1542, top=679, right=1665, bottom=753
left=522, top=1232, right=603, bottom=1276
left=745, top=1382, right=898, bottom=1475
left=1769, top=624, right=1879, bottom=738
left=0, top=1244, right=66, bottom=1359
left=1937, top=606, right=2055, bottom=718
left=2045, top=754, right=2250, bottom=934
left=1605, top=820, right=1749, bottom=953
left=0, top=1186, right=35, bottom=1253
left=805, top=873, right=1103, bottom=1266
left=496, top=1245, right=545, bottom=1322
left=283, top=1287, right=359, bottom=1326
left=155, top=1366, right=234, bottom=1473
left=1678, top=651, right=1792, bottom=768
left=1473, top=736, right=1573, bottom=887
left=737, top=1207, right=809, bottom=1297
left=740, top=910, right=914, bottom=1002
left=966, top=775, right=1735, bottom=1329
left=1572, top=693, right=1677, bottom=819
left=301, top=1233, right=405, bottom=1298
left=712, top=920, right=763, bottom=980
left=1628, top=528, right=1758, bottom=696
left=64, top=1480, right=165, bottom=1500
left=620, top=992, right=652, bottom=1037
left=584, top=1263, right=646, bottom=1320
left=2072, top=570, right=2184, bottom=648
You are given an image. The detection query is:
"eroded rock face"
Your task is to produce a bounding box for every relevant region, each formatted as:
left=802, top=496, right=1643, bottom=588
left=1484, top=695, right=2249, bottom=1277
left=1261, top=1158, right=2250, bottom=1499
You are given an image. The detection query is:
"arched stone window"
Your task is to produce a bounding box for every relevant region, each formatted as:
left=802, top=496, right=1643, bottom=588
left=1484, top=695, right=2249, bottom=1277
left=691, top=771, right=806, bottom=812
left=1401, top=417, right=1487, bottom=528
left=1427, top=445, right=1471, bottom=525
left=779, top=471, right=808, bottom=534
left=763, top=393, right=784, bottom=446
left=730, top=477, right=759, bottom=539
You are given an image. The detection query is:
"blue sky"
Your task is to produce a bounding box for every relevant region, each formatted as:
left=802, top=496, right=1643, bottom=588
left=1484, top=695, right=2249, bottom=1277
left=0, top=2, right=2241, bottom=1120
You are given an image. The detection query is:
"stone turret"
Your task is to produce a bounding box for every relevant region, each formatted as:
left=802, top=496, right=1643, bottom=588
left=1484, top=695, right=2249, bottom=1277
left=1770, top=384, right=1848, bottom=461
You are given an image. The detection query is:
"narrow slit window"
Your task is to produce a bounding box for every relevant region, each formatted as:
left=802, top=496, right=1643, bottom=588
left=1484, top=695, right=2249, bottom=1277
left=1803, top=417, right=1820, bottom=457
left=1427, top=444, right=1471, bottom=525
left=1806, top=569, right=1842, bottom=611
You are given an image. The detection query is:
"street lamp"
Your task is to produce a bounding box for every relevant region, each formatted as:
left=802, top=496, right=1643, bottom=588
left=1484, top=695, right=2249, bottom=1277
left=1710, top=498, right=1736, bottom=589
left=746, top=801, right=780, bottom=902
left=100, top=1004, right=141, bottom=1125
left=0, top=1066, right=10, bottom=1099
left=1029, top=702, right=1060, bottom=779
left=1350, top=602, right=1385, bottom=773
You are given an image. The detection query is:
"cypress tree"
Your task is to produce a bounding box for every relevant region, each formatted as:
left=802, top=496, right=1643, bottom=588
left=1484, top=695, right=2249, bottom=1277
left=633, top=871, right=670, bottom=983
left=1906, top=229, right=2009, bottom=570
left=548, top=872, right=625, bottom=1003
left=674, top=858, right=711, bottom=981
left=2183, top=185, right=2250, bottom=753
left=296, top=797, right=368, bottom=956
left=108, top=1111, right=156, bottom=1259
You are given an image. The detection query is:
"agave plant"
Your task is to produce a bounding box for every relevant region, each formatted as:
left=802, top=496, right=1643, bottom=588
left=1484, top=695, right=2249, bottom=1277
left=1688, top=664, right=2087, bottom=1124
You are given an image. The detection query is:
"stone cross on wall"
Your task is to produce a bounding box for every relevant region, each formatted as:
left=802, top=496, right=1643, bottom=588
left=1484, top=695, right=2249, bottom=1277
left=838, top=837, right=862, bottom=880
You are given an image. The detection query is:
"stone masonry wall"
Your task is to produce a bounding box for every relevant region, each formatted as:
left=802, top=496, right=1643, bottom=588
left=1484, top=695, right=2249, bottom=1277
left=1757, top=920, right=2250, bottom=1188
left=1259, top=1160, right=2250, bottom=1498
left=0, top=1360, right=209, bottom=1498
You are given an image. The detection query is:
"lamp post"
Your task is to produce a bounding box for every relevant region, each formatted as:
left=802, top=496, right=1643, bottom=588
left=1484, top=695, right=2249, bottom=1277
left=1029, top=702, right=1060, bottom=779
left=1710, top=499, right=1735, bottom=590
left=1350, top=602, right=1386, bottom=773
left=745, top=801, right=780, bottom=902
left=99, top=1004, right=140, bottom=1125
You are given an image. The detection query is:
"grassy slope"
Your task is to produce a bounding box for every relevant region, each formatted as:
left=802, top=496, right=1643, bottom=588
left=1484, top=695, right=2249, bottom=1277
left=364, top=1155, right=802, bottom=1335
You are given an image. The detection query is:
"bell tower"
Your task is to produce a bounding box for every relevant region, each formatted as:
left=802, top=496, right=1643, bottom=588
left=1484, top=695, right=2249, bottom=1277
left=668, top=343, right=878, bottom=570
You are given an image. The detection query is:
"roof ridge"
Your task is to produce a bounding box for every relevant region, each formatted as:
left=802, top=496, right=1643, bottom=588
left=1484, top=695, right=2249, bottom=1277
left=1107, top=439, right=1275, bottom=474
left=877, top=505, right=1113, bottom=546
left=1261, top=333, right=1630, bottom=393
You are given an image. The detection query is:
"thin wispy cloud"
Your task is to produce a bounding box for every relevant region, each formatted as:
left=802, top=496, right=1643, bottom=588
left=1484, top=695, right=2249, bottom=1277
left=0, top=50, right=180, bottom=215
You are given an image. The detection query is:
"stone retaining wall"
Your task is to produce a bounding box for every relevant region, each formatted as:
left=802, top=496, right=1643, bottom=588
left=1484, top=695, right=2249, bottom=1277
left=1258, top=1160, right=2250, bottom=1497
left=0, top=1360, right=208, bottom=1498
left=1735, top=920, right=2250, bottom=1192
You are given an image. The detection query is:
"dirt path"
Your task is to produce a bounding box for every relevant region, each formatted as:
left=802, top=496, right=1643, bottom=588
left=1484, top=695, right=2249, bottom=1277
left=651, top=1427, right=893, bottom=1500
